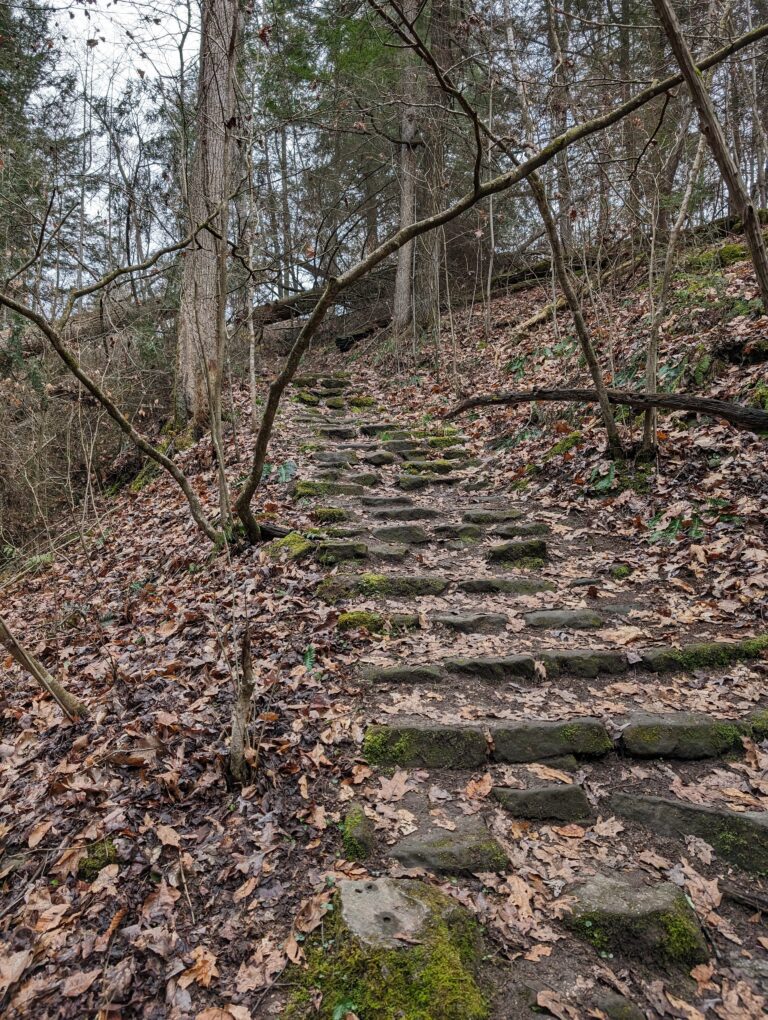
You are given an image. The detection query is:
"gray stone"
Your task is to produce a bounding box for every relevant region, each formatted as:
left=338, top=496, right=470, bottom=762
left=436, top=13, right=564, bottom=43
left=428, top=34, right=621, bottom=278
left=433, top=523, right=482, bottom=542
left=315, top=540, right=369, bottom=564
left=317, top=425, right=357, bottom=440
left=363, top=664, right=444, bottom=684
left=391, top=817, right=509, bottom=875
left=592, top=991, right=645, bottom=1020
left=372, top=525, right=431, bottom=545
left=339, top=878, right=430, bottom=948
left=567, top=871, right=707, bottom=965
left=444, top=654, right=538, bottom=681
left=431, top=612, right=508, bottom=634
left=363, top=723, right=487, bottom=768
left=487, top=539, right=547, bottom=565
left=458, top=577, right=556, bottom=595
left=491, top=719, right=613, bottom=762
left=372, top=506, right=441, bottom=521
left=381, top=439, right=422, bottom=453
left=440, top=447, right=470, bottom=460
left=609, top=793, right=768, bottom=874
left=541, top=649, right=628, bottom=678
left=403, top=459, right=456, bottom=475
left=361, top=495, right=413, bottom=508
left=569, top=576, right=601, bottom=588
left=493, top=522, right=551, bottom=538
left=398, top=473, right=457, bottom=491
left=369, top=542, right=410, bottom=561
left=315, top=450, right=357, bottom=465
left=362, top=450, right=398, bottom=466
left=524, top=609, right=603, bottom=630
left=492, top=784, right=593, bottom=822
left=347, top=472, right=380, bottom=487
left=619, top=712, right=746, bottom=759
left=342, top=806, right=378, bottom=860
left=462, top=509, right=523, bottom=524
left=360, top=422, right=401, bottom=436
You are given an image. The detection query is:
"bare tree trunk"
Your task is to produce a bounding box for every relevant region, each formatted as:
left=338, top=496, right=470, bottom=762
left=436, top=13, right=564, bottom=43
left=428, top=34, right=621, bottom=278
left=651, top=0, right=768, bottom=310
left=0, top=615, right=88, bottom=721
left=230, top=626, right=256, bottom=784
left=176, top=0, right=240, bottom=431
left=392, top=0, right=420, bottom=337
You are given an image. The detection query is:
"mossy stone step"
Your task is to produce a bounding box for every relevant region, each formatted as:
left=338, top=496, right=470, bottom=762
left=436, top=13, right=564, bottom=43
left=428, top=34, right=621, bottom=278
left=361, top=495, right=413, bottom=508
left=372, top=506, right=440, bottom=521
left=487, top=539, right=547, bottom=566
left=457, top=577, right=556, bottom=595
left=639, top=635, right=768, bottom=671
left=315, top=540, right=369, bottom=565
left=492, top=784, right=593, bottom=822
left=362, top=450, right=398, bottom=466
left=397, top=448, right=432, bottom=462
left=493, top=522, right=551, bottom=538
left=369, top=542, right=410, bottom=561
left=524, top=609, right=603, bottom=630
left=360, top=422, right=402, bottom=437
left=462, top=509, right=523, bottom=524
left=391, top=818, right=509, bottom=875
left=439, top=447, right=470, bottom=460
left=566, top=872, right=707, bottom=966
left=372, top=524, right=430, bottom=545
left=434, top=523, right=482, bottom=543
left=609, top=793, right=768, bottom=874
left=316, top=425, right=358, bottom=440
left=314, top=450, right=358, bottom=465
left=619, top=711, right=747, bottom=759
left=380, top=438, right=423, bottom=453
left=427, top=435, right=469, bottom=449
left=317, top=573, right=449, bottom=602
left=266, top=532, right=313, bottom=561
left=541, top=649, right=628, bottom=677
left=346, top=472, right=380, bottom=487
left=311, top=506, right=351, bottom=524
left=363, top=664, right=444, bottom=684
left=398, top=473, right=458, bottom=491
left=444, top=654, right=538, bottom=681
left=404, top=459, right=456, bottom=475
left=337, top=610, right=418, bottom=633
left=296, top=390, right=320, bottom=406
left=431, top=612, right=507, bottom=634
left=295, top=480, right=368, bottom=498
left=363, top=723, right=487, bottom=768
left=490, top=719, right=613, bottom=762
left=325, top=396, right=346, bottom=409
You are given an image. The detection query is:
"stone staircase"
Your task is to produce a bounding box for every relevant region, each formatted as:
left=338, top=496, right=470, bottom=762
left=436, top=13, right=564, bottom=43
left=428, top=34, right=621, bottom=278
left=277, top=374, right=768, bottom=1019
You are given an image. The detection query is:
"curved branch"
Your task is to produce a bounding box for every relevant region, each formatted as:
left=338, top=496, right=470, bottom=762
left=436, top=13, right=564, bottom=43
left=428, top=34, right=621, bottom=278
left=445, top=387, right=768, bottom=435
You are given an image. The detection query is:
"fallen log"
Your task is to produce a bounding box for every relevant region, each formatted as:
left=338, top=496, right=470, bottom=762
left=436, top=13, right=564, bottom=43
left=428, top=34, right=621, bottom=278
left=445, top=387, right=768, bottom=435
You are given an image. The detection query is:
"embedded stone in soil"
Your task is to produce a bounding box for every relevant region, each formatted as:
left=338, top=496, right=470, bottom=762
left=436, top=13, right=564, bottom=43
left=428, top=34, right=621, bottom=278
left=566, top=871, right=707, bottom=966
left=609, top=793, right=768, bottom=874
left=492, top=784, right=594, bottom=822
left=315, top=540, right=369, bottom=564
left=492, top=522, right=551, bottom=538
left=618, top=711, right=747, bottom=759
left=443, top=654, right=539, bottom=681
left=372, top=524, right=431, bottom=545
left=398, top=473, right=459, bottom=491
left=317, top=573, right=449, bottom=601
left=490, top=718, right=613, bottom=762
left=363, top=664, right=444, bottom=684
left=403, top=459, right=456, bottom=475
left=295, top=480, right=368, bottom=498
left=462, top=509, right=523, bottom=524
left=487, top=539, right=548, bottom=565
left=314, top=449, right=358, bottom=465
left=433, top=523, right=482, bottom=543
left=368, top=542, right=410, bottom=561
left=430, top=612, right=508, bottom=634
left=457, top=577, right=556, bottom=595
left=372, top=506, right=441, bottom=521
left=638, top=635, right=768, bottom=671
left=524, top=609, right=603, bottom=630
left=391, top=817, right=509, bottom=875
left=361, top=495, right=413, bottom=508
left=362, top=450, right=398, bottom=466
left=316, top=425, right=358, bottom=440
left=360, top=422, right=402, bottom=436
left=363, top=723, right=487, bottom=768
left=342, top=805, right=378, bottom=860
left=346, top=472, right=380, bottom=487
left=541, top=649, right=629, bottom=677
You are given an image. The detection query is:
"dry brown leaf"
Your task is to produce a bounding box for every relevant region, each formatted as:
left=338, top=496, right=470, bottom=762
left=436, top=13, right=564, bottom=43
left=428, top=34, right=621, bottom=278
left=179, top=946, right=219, bottom=989
left=464, top=772, right=493, bottom=798
left=62, top=968, right=101, bottom=997
left=536, top=989, right=580, bottom=1019
left=156, top=824, right=182, bottom=848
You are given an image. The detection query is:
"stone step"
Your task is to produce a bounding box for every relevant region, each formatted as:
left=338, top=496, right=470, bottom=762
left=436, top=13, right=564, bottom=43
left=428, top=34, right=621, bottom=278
left=337, top=610, right=506, bottom=636
left=431, top=611, right=508, bottom=634
left=317, top=572, right=449, bottom=602
left=609, top=793, right=768, bottom=874
left=360, top=495, right=413, bottom=508
left=462, top=509, right=523, bottom=524
left=391, top=817, right=509, bottom=875
left=361, top=450, right=398, bottom=466
left=371, top=524, right=430, bottom=545
left=397, top=473, right=459, bottom=491
left=433, top=523, right=482, bottom=542
left=402, top=459, right=456, bottom=474
left=314, top=450, right=358, bottom=465
left=360, top=422, right=401, bottom=436
left=457, top=576, right=556, bottom=594
left=345, top=472, right=380, bottom=487
left=310, top=506, right=352, bottom=524
left=523, top=608, right=603, bottom=629
left=371, top=506, right=440, bottom=521
left=315, top=540, right=369, bottom=565
left=295, top=480, right=368, bottom=498
left=492, top=784, right=594, bottom=822
left=487, top=538, right=547, bottom=565
left=618, top=711, right=747, bottom=758
left=380, top=439, right=423, bottom=454
left=316, top=425, right=358, bottom=440
left=369, top=542, right=409, bottom=561
left=492, top=521, right=550, bottom=538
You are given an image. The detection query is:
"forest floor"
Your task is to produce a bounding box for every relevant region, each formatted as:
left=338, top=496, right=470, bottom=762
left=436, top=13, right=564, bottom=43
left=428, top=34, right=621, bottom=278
left=1, top=240, right=768, bottom=1019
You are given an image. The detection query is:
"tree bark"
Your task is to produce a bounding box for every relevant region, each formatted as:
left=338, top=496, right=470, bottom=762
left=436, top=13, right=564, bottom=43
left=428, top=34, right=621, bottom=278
left=651, top=0, right=768, bottom=310
left=445, top=387, right=768, bottom=435
left=176, top=0, right=240, bottom=431
left=0, top=615, right=88, bottom=721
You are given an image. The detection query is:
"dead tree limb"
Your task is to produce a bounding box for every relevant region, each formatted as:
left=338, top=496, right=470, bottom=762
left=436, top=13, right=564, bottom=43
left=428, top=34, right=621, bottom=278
left=0, top=615, right=88, bottom=721
left=444, top=388, right=768, bottom=435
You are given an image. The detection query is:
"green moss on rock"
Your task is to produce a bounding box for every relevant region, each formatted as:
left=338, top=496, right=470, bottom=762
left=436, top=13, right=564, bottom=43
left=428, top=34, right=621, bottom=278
left=296, top=390, right=321, bottom=406
left=266, top=532, right=313, bottom=561
left=78, top=839, right=117, bottom=881
left=342, top=805, right=377, bottom=860
left=543, top=430, right=582, bottom=460
left=311, top=506, right=350, bottom=524
left=338, top=610, right=386, bottom=633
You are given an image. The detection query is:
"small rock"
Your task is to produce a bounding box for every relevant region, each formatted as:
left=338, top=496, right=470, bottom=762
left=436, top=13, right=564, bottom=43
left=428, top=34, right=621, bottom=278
left=342, top=806, right=377, bottom=860
left=391, top=817, right=509, bottom=875
left=567, top=871, right=707, bottom=965
left=492, top=784, right=594, bottom=822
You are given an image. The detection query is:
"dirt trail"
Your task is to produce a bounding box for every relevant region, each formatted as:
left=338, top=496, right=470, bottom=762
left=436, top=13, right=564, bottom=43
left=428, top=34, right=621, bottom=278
left=284, top=372, right=768, bottom=1019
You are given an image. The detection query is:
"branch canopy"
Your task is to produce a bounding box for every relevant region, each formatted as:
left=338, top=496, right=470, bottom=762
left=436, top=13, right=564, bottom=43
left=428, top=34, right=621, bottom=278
left=445, top=388, right=768, bottom=435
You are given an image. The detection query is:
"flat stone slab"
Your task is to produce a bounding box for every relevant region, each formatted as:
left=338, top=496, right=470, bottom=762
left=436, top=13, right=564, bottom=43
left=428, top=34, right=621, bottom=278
left=316, top=426, right=357, bottom=440
left=381, top=439, right=423, bottom=453
left=369, top=542, right=409, bottom=561
left=493, top=522, right=551, bottom=538
left=491, top=719, right=613, bottom=762
left=317, top=573, right=449, bottom=601
left=361, top=495, right=413, bottom=507
left=315, top=540, right=369, bottom=564
left=638, top=636, right=768, bottom=672
left=431, top=612, right=508, bottom=634
left=372, top=525, right=431, bottom=545
left=339, top=878, right=430, bottom=948
left=398, top=473, right=458, bottom=491
left=364, top=724, right=486, bottom=768
left=458, top=577, right=556, bottom=594
left=372, top=506, right=441, bottom=521
left=541, top=649, right=628, bottom=677
left=462, top=509, right=523, bottom=524
left=487, top=539, right=547, bottom=565
left=347, top=472, right=380, bottom=487
left=567, top=871, right=707, bottom=966
left=619, top=712, right=746, bottom=759
left=295, top=480, right=368, bottom=498
left=492, top=784, right=593, bottom=822
left=360, top=422, right=401, bottom=436
left=524, top=609, right=603, bottom=630
left=433, top=523, right=482, bottom=542
left=363, top=664, right=444, bottom=684
left=362, top=450, right=398, bottom=466
left=444, top=654, right=538, bottom=681
left=391, top=817, right=509, bottom=875
left=315, top=450, right=358, bottom=465
left=403, top=459, right=456, bottom=475
left=609, top=793, right=768, bottom=873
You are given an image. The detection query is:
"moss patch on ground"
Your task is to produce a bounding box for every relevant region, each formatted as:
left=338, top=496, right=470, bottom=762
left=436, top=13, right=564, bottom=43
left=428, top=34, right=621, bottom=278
left=266, top=532, right=313, bottom=561
left=310, top=506, right=350, bottom=524
left=78, top=839, right=117, bottom=881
